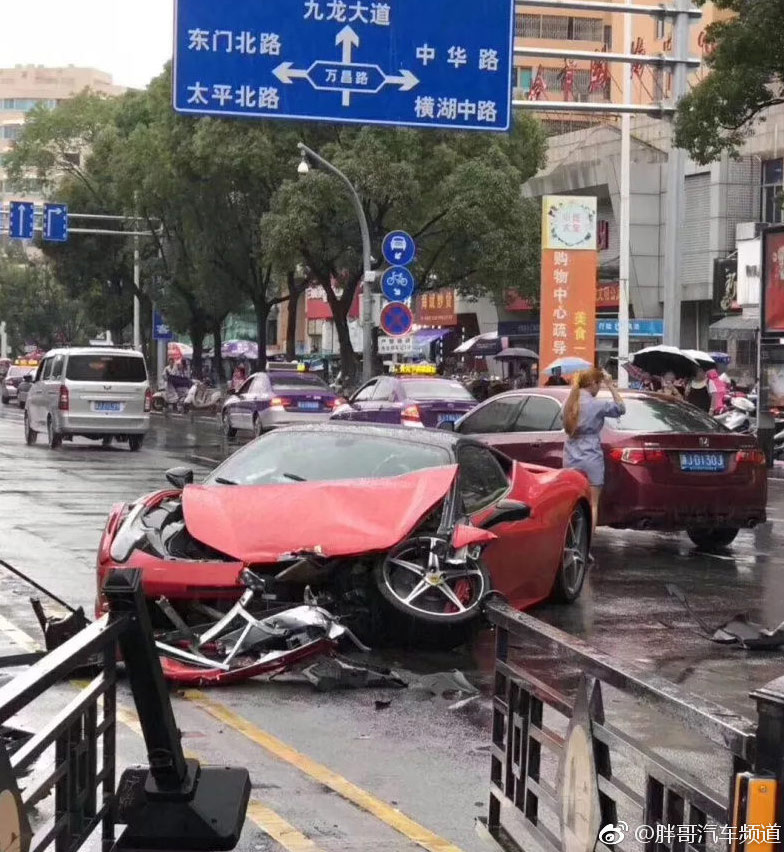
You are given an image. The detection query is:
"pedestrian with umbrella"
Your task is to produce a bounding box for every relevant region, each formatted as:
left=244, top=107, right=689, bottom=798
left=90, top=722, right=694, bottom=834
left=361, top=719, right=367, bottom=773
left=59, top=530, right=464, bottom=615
left=562, top=368, right=626, bottom=536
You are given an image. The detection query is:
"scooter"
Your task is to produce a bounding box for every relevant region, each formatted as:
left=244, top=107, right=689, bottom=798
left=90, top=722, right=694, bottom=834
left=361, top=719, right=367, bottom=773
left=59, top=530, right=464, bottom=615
left=715, top=396, right=756, bottom=433
left=183, top=378, right=223, bottom=415
left=152, top=375, right=192, bottom=414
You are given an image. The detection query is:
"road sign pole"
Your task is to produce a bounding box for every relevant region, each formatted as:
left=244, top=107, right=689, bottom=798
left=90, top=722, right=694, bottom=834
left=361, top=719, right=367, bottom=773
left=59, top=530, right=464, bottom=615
left=133, top=234, right=142, bottom=353
left=297, top=143, right=376, bottom=382
left=0, top=322, right=6, bottom=360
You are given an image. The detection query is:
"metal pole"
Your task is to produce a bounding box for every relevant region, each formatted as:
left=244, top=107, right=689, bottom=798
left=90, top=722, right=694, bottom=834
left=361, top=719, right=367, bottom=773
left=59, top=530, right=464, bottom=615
left=0, top=322, right=7, bottom=359
left=617, top=0, right=632, bottom=388
left=662, top=0, right=690, bottom=346
left=133, top=234, right=141, bottom=352
left=297, top=143, right=376, bottom=383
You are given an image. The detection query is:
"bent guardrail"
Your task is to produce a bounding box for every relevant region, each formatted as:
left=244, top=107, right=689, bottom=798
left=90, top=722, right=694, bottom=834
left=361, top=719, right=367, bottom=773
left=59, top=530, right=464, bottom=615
left=0, top=568, right=250, bottom=852
left=481, top=600, right=781, bottom=852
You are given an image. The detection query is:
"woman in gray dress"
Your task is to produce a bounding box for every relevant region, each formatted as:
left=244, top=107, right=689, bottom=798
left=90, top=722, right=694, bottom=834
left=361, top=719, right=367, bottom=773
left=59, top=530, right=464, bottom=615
left=563, top=367, right=626, bottom=532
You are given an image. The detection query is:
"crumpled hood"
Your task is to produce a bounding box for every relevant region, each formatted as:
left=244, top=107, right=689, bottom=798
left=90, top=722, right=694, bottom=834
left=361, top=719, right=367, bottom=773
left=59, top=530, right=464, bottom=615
left=181, top=465, right=458, bottom=563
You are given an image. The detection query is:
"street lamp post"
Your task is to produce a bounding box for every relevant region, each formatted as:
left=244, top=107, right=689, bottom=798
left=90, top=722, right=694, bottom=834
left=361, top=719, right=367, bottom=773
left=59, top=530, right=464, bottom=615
left=297, top=142, right=376, bottom=383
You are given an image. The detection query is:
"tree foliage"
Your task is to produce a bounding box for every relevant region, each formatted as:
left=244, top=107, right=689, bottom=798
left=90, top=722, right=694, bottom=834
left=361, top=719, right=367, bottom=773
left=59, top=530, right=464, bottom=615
left=674, top=0, right=784, bottom=163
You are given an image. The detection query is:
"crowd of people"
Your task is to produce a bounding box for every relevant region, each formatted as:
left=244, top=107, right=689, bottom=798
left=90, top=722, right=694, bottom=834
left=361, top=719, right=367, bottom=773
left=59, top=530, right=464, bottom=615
left=628, top=367, right=733, bottom=415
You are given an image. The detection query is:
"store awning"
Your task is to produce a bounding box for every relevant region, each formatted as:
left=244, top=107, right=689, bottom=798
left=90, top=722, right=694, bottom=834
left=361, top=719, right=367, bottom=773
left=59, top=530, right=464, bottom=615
left=414, top=328, right=454, bottom=347
left=709, top=315, right=759, bottom=341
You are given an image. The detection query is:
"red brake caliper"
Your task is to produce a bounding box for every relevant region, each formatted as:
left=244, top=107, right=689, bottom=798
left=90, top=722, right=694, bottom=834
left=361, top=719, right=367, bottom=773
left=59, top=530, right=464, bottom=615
left=445, top=579, right=473, bottom=613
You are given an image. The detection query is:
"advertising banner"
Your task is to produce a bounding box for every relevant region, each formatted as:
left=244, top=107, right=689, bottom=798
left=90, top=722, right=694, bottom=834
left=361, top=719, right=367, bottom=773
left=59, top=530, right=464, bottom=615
left=762, top=226, right=784, bottom=333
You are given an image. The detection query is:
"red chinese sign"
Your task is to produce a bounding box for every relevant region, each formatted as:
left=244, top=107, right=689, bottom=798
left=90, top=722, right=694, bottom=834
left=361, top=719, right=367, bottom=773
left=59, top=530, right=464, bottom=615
left=763, top=227, right=784, bottom=333
left=416, top=289, right=457, bottom=326
left=596, top=283, right=619, bottom=308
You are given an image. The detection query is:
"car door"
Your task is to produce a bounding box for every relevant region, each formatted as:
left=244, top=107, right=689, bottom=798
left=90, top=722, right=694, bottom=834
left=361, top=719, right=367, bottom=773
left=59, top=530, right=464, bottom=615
left=455, top=396, right=524, bottom=441
left=227, top=378, right=255, bottom=429
left=458, top=443, right=560, bottom=607
left=495, top=394, right=565, bottom=468
left=46, top=354, right=66, bottom=422
left=27, top=359, right=49, bottom=429
left=344, top=380, right=379, bottom=422
left=369, top=378, right=402, bottom=424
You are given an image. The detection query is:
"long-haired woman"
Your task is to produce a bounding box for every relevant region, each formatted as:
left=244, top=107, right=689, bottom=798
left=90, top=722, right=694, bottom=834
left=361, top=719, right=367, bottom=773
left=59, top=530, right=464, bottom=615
left=563, top=367, right=625, bottom=533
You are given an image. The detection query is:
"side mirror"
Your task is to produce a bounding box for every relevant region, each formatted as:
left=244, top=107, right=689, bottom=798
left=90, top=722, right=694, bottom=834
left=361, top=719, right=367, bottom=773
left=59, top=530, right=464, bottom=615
left=437, top=420, right=455, bottom=432
left=165, top=467, right=194, bottom=489
left=479, top=499, right=531, bottom=530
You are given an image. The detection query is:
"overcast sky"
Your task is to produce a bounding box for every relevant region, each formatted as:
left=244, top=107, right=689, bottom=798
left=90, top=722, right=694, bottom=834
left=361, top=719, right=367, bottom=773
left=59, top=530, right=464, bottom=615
left=1, top=0, right=173, bottom=89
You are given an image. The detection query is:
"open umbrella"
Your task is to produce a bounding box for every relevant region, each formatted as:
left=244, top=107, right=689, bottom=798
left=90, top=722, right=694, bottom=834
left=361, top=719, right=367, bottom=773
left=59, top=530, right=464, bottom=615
left=681, top=349, right=716, bottom=370
left=542, top=356, right=593, bottom=376
left=495, top=347, right=538, bottom=361
left=453, top=332, right=500, bottom=356
left=630, top=345, right=699, bottom=379
left=222, top=339, right=259, bottom=360
left=167, top=342, right=193, bottom=361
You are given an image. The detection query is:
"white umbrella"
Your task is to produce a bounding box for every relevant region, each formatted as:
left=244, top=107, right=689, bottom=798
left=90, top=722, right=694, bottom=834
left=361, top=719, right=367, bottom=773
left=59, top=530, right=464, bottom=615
left=681, top=349, right=716, bottom=370
left=453, top=332, right=500, bottom=355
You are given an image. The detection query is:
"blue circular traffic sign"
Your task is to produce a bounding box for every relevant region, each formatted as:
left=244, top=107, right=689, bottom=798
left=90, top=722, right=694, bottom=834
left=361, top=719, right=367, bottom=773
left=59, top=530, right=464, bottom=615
left=380, top=302, right=413, bottom=338
left=382, top=231, right=416, bottom=267
left=381, top=266, right=416, bottom=302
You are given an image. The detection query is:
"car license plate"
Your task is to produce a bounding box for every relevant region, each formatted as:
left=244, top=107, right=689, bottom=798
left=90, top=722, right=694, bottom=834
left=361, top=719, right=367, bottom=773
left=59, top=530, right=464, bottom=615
left=437, top=413, right=461, bottom=425
left=94, top=402, right=121, bottom=413
left=298, top=401, right=320, bottom=411
left=680, top=452, right=726, bottom=472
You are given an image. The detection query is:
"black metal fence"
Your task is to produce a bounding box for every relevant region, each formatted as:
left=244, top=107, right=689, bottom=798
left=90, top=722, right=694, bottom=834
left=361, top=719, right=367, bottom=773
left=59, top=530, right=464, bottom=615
left=482, top=600, right=782, bottom=852
left=0, top=568, right=250, bottom=852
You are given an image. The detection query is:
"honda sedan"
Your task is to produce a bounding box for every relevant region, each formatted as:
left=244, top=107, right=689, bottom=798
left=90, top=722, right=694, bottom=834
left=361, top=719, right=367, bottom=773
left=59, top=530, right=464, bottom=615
left=448, top=388, right=767, bottom=549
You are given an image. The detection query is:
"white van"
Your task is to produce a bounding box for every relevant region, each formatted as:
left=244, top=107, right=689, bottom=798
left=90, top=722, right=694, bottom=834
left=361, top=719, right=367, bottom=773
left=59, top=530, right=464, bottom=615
left=24, top=348, right=151, bottom=451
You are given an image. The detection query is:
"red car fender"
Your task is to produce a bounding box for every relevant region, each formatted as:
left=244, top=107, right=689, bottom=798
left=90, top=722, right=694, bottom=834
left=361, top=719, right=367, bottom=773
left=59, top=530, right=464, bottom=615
left=452, top=524, right=496, bottom=549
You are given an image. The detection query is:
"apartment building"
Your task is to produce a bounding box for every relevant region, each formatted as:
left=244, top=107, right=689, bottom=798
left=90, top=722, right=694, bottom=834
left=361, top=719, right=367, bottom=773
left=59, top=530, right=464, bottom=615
left=0, top=65, right=124, bottom=200
left=513, top=1, right=728, bottom=133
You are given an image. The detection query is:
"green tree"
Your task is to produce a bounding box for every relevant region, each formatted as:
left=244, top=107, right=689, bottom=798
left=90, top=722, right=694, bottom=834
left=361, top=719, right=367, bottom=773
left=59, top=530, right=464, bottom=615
left=674, top=0, right=784, bottom=163
left=262, top=118, right=545, bottom=382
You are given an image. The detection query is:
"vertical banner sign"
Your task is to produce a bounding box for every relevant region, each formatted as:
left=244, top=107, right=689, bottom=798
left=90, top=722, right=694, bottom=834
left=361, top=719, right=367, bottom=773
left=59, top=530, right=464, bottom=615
left=762, top=225, right=784, bottom=333
left=539, top=196, right=598, bottom=384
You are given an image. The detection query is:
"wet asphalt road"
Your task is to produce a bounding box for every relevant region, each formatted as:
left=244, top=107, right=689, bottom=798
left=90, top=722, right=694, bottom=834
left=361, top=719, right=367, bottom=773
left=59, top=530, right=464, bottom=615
left=1, top=403, right=784, bottom=851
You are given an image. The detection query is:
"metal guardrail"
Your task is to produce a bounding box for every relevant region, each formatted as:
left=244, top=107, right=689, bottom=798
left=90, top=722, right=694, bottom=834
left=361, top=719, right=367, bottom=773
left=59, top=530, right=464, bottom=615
left=0, top=568, right=250, bottom=852
left=481, top=600, right=782, bottom=852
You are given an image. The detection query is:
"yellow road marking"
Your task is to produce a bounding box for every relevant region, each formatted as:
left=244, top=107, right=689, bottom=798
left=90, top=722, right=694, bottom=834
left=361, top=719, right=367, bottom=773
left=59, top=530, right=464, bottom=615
left=184, top=690, right=465, bottom=852
left=0, top=623, right=323, bottom=852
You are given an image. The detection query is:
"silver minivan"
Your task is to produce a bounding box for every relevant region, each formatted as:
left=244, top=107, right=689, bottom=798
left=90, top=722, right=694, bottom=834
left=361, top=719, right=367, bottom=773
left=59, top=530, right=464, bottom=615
left=24, top=348, right=151, bottom=451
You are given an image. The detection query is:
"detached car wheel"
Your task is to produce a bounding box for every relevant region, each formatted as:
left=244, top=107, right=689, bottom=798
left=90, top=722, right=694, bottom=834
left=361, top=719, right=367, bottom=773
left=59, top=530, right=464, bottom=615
left=551, top=505, right=589, bottom=604
left=374, top=536, right=489, bottom=627
left=47, top=418, right=62, bottom=450
left=24, top=412, right=37, bottom=446
left=687, top=526, right=740, bottom=550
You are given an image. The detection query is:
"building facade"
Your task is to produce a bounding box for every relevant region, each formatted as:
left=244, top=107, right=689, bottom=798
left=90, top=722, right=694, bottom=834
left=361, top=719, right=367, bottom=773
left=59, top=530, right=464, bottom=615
left=0, top=65, right=124, bottom=201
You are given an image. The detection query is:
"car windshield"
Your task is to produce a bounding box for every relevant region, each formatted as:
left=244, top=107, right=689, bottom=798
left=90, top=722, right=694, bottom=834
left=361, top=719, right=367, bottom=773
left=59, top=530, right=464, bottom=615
left=7, top=366, right=31, bottom=378
left=608, top=396, right=726, bottom=433
left=269, top=373, right=329, bottom=391
left=205, top=431, right=452, bottom=486
left=66, top=355, right=147, bottom=382
left=402, top=379, right=474, bottom=401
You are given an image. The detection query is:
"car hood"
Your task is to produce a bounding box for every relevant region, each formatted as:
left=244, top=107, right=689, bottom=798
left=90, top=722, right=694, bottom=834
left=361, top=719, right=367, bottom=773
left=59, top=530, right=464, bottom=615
left=181, top=465, right=458, bottom=562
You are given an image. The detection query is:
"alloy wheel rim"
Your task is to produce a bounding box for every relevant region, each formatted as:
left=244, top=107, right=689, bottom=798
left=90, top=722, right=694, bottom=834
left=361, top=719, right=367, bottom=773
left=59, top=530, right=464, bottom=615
left=383, top=538, right=486, bottom=619
left=562, top=510, right=587, bottom=594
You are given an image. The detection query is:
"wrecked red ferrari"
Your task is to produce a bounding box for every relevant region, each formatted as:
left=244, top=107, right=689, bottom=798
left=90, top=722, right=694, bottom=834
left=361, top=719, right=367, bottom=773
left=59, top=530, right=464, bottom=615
left=97, top=425, right=591, bottom=659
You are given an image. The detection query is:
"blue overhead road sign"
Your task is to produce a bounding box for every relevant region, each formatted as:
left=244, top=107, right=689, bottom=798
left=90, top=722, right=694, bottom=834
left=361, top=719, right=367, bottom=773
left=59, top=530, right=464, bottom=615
left=174, top=0, right=514, bottom=131
left=9, top=202, right=35, bottom=240
left=153, top=311, right=175, bottom=342
left=43, top=203, right=68, bottom=243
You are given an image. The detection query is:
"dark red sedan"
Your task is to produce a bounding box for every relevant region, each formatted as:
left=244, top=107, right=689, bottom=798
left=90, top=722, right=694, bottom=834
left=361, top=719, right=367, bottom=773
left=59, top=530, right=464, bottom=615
left=447, top=388, right=767, bottom=549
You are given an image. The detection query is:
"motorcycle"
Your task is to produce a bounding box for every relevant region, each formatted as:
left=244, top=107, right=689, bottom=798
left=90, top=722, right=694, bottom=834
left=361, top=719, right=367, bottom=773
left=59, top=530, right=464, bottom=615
left=183, top=378, right=223, bottom=415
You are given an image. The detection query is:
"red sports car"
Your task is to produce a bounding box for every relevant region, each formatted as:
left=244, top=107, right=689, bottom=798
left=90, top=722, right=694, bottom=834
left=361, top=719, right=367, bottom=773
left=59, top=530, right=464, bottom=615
left=448, top=388, right=767, bottom=549
left=96, top=424, right=591, bottom=646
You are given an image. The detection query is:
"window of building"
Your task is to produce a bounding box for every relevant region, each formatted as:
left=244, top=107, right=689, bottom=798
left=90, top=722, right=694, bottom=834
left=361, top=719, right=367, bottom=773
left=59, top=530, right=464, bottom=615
left=656, top=16, right=666, bottom=39
left=0, top=98, right=57, bottom=112
left=736, top=339, right=758, bottom=369
left=514, top=67, right=533, bottom=92
left=1, top=124, right=22, bottom=140
left=762, top=158, right=783, bottom=224
left=515, top=13, right=602, bottom=41
left=516, top=14, right=541, bottom=37
left=571, top=17, right=603, bottom=41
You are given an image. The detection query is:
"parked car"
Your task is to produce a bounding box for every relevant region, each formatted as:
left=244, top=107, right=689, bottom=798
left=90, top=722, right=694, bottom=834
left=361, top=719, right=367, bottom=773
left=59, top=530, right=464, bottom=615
left=96, top=424, right=592, bottom=648
left=2, top=364, right=36, bottom=405
left=24, top=348, right=151, bottom=451
left=221, top=368, right=341, bottom=438
left=446, top=388, right=767, bottom=549
left=330, top=375, right=477, bottom=428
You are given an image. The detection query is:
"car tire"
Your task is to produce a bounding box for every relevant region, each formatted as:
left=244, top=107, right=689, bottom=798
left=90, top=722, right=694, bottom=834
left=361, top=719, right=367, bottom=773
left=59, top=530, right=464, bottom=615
left=1, top=395, right=9, bottom=405
left=102, top=436, right=113, bottom=448
left=551, top=505, right=590, bottom=604
left=253, top=415, right=264, bottom=438
left=374, top=536, right=489, bottom=627
left=24, top=412, right=37, bottom=446
left=128, top=435, right=144, bottom=453
left=47, top=417, right=62, bottom=450
left=687, top=526, right=740, bottom=550
left=222, top=412, right=237, bottom=439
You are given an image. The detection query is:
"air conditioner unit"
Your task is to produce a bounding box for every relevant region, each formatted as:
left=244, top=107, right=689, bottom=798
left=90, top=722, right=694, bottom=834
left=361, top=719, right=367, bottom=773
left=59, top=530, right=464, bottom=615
left=736, top=222, right=765, bottom=242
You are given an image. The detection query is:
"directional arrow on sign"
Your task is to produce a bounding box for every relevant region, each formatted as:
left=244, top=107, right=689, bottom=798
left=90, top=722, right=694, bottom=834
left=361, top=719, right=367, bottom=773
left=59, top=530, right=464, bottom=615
left=336, top=26, right=360, bottom=106
left=384, top=70, right=420, bottom=92
left=272, top=62, right=310, bottom=85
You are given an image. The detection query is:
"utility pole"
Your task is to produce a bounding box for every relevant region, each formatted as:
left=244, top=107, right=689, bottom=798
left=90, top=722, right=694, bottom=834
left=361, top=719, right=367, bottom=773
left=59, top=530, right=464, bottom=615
left=662, top=0, right=691, bottom=346
left=617, top=0, right=633, bottom=387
